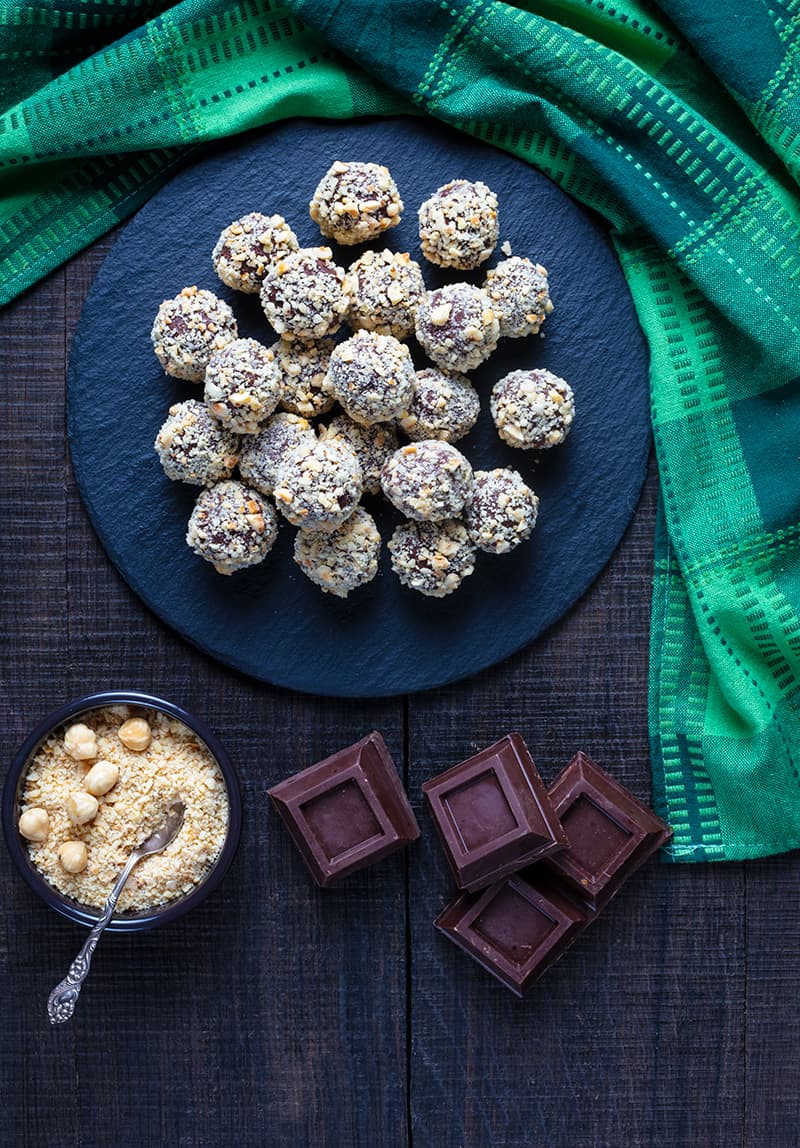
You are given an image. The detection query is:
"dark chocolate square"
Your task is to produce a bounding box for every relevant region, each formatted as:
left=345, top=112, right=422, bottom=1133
left=435, top=874, right=589, bottom=997
left=268, top=731, right=420, bottom=887
left=422, top=734, right=568, bottom=892
left=544, top=751, right=672, bottom=907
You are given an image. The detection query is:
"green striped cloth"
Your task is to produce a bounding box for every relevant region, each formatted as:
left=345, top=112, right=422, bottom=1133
left=3, top=1, right=800, bottom=862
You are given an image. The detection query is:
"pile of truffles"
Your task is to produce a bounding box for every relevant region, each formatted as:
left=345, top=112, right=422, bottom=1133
left=150, top=161, right=574, bottom=598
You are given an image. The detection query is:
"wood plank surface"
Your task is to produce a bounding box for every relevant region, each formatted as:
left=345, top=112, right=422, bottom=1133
left=0, top=236, right=798, bottom=1147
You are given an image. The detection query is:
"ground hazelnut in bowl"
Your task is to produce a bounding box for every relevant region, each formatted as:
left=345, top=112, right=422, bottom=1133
left=2, top=692, right=241, bottom=931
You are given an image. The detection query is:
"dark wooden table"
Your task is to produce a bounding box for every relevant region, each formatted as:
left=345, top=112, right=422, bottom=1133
left=1, top=237, right=798, bottom=1148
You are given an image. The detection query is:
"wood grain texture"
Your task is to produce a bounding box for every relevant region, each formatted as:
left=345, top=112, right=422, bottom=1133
left=1, top=236, right=797, bottom=1148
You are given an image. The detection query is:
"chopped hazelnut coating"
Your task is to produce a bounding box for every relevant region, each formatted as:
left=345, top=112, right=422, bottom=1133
left=323, top=413, right=399, bottom=495
left=186, top=480, right=278, bottom=574
left=388, top=519, right=476, bottom=598
left=491, top=368, right=575, bottom=449
left=260, top=246, right=349, bottom=339
left=484, top=257, right=554, bottom=338
left=294, top=507, right=381, bottom=598
left=418, top=179, right=499, bottom=270
left=155, top=399, right=240, bottom=486
left=415, top=283, right=500, bottom=373
left=464, top=468, right=540, bottom=554
left=398, top=367, right=480, bottom=443
left=151, top=286, right=238, bottom=382
left=212, top=212, right=299, bottom=293
left=325, top=329, right=415, bottom=426
left=63, top=723, right=97, bottom=761
left=381, top=441, right=473, bottom=521
left=274, top=438, right=362, bottom=531
left=310, top=160, right=403, bottom=245
left=272, top=336, right=336, bottom=419
left=21, top=706, right=229, bottom=910
left=238, top=411, right=315, bottom=497
left=204, top=338, right=282, bottom=435
left=345, top=248, right=425, bottom=339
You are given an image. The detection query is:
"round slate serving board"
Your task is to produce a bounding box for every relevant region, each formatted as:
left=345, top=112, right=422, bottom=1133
left=67, top=117, right=650, bottom=697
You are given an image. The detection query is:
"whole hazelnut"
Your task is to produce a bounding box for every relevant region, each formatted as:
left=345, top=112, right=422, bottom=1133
left=59, top=841, right=88, bottom=874
left=18, top=807, right=50, bottom=843
left=63, top=722, right=97, bottom=761
left=66, top=792, right=99, bottom=826
left=84, top=760, right=120, bottom=797
left=118, top=718, right=152, bottom=752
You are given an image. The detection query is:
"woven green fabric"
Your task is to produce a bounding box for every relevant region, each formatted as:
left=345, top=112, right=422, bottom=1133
left=3, top=1, right=800, bottom=862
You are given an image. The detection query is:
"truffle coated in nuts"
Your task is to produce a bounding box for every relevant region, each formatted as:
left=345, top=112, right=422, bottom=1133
left=323, top=414, right=399, bottom=495
left=398, top=368, right=480, bottom=444
left=186, top=480, right=279, bottom=574
left=64, top=722, right=97, bottom=761
left=260, top=247, right=349, bottom=340
left=150, top=286, right=238, bottom=382
left=84, top=760, right=120, bottom=797
left=59, top=840, right=88, bottom=874
left=294, top=507, right=381, bottom=598
left=464, top=468, right=540, bottom=554
left=325, top=330, right=415, bottom=426
left=238, top=412, right=315, bottom=497
left=274, top=438, right=362, bottom=531
left=310, top=161, right=403, bottom=245
left=212, top=212, right=299, bottom=293
left=272, top=337, right=336, bottom=419
left=415, top=283, right=500, bottom=373
left=345, top=249, right=424, bottom=339
left=484, top=257, right=553, bottom=338
left=18, top=807, right=50, bottom=842
left=204, top=338, right=282, bottom=435
left=118, top=717, right=152, bottom=751
left=418, top=179, right=499, bottom=270
left=155, top=399, right=240, bottom=486
left=491, top=368, right=575, bottom=449
left=66, top=791, right=100, bottom=826
left=381, top=441, right=473, bottom=521
left=388, top=519, right=476, bottom=597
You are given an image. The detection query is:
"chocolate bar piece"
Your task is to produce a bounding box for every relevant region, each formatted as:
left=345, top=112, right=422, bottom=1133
left=421, top=733, right=568, bottom=892
left=268, top=731, right=419, bottom=887
left=544, top=751, right=672, bottom=908
left=435, top=750, right=672, bottom=994
left=435, top=873, right=589, bottom=997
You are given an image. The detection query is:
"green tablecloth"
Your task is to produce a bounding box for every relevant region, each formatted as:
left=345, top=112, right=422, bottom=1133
left=3, top=0, right=800, bottom=862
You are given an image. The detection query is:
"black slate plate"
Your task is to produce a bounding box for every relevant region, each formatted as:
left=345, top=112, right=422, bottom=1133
left=67, top=117, right=650, bottom=697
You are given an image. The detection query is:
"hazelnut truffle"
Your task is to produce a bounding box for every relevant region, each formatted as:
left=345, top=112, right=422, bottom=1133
left=491, top=368, right=575, bottom=449
left=345, top=249, right=425, bottom=339
left=381, top=441, right=473, bottom=521
left=418, top=179, right=498, bottom=270
left=212, top=212, right=299, bottom=293
left=415, top=283, right=500, bottom=373
left=388, top=519, right=476, bottom=598
left=260, top=247, right=349, bottom=339
left=484, top=256, right=553, bottom=338
left=273, top=437, right=362, bottom=531
left=294, top=507, right=381, bottom=598
left=324, top=414, right=399, bottom=495
left=310, top=160, right=403, bottom=245
left=238, top=412, right=315, bottom=497
left=272, top=336, right=336, bottom=419
left=155, top=399, right=240, bottom=485
left=204, top=338, right=282, bottom=435
left=325, top=329, right=415, bottom=426
left=398, top=367, right=479, bottom=443
left=186, top=480, right=278, bottom=574
left=464, top=468, right=540, bottom=554
left=151, top=286, right=238, bottom=382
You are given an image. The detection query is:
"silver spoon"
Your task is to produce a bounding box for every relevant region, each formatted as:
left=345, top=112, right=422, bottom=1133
left=47, top=801, right=185, bottom=1025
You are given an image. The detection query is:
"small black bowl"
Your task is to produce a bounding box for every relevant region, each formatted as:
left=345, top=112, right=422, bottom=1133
left=2, top=690, right=242, bottom=932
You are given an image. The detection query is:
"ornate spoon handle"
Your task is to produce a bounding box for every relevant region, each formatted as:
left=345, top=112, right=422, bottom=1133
left=47, top=852, right=140, bottom=1025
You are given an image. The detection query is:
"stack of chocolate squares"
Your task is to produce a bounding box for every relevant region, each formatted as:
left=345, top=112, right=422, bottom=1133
left=267, top=731, right=671, bottom=998
left=424, top=734, right=672, bottom=996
